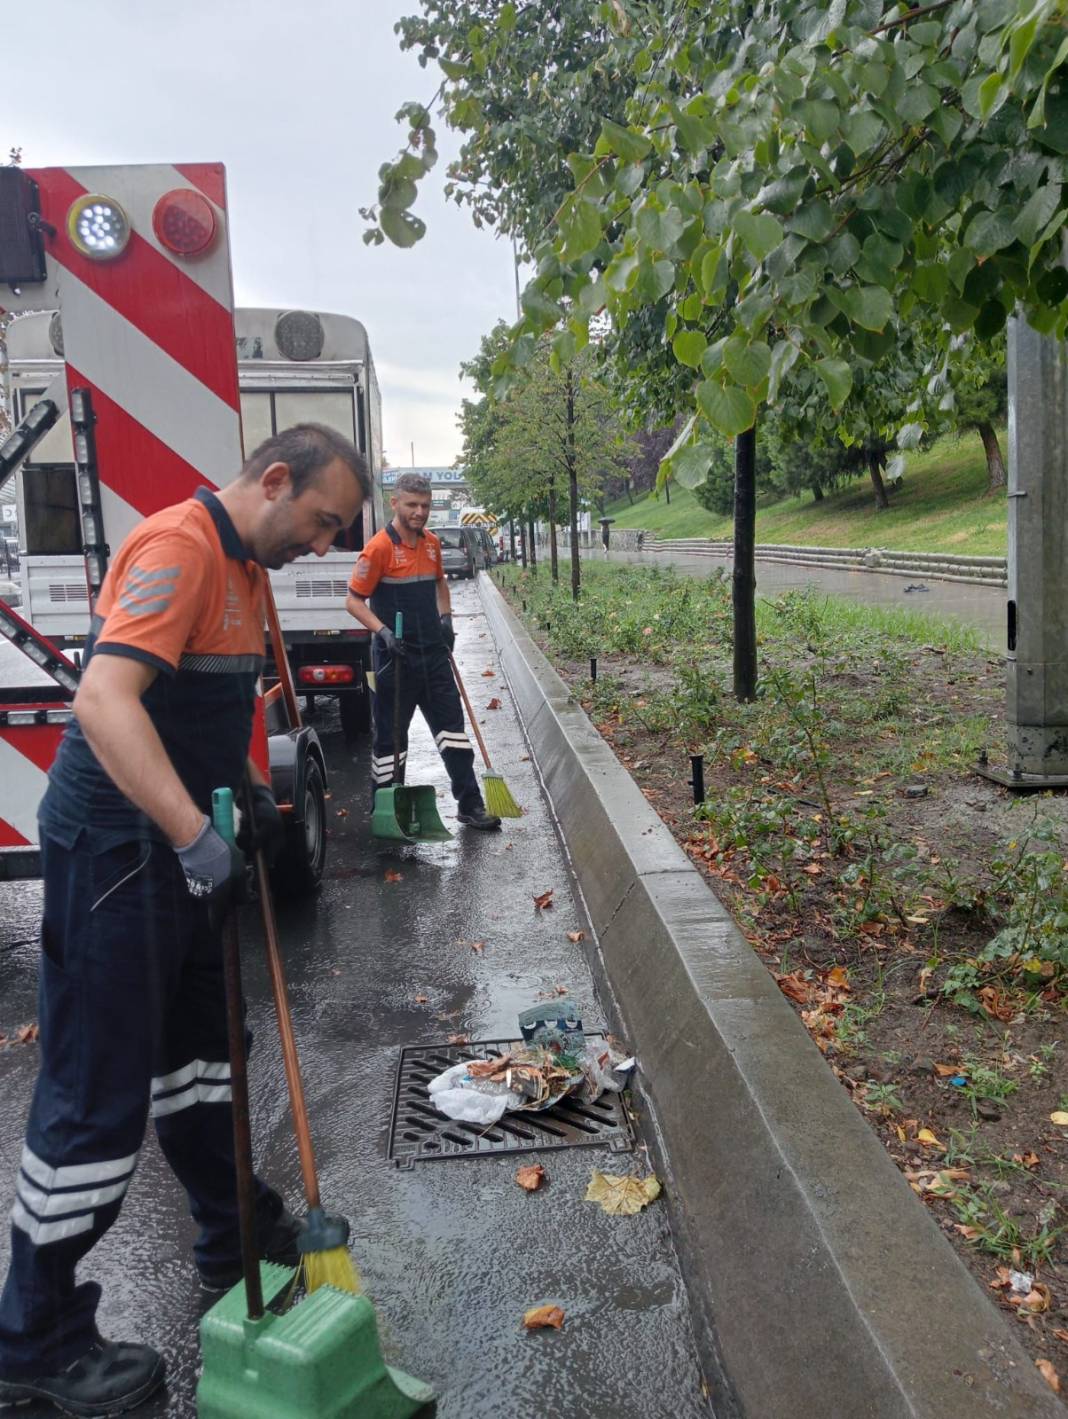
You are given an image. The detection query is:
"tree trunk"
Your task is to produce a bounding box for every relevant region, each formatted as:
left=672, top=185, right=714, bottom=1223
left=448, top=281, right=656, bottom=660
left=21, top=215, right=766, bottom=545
left=625, top=477, right=633, bottom=506
left=664, top=480, right=671, bottom=504
left=519, top=519, right=527, bottom=569
left=867, top=451, right=889, bottom=510
left=548, top=474, right=559, bottom=584
left=812, top=482, right=824, bottom=502
left=978, top=421, right=1006, bottom=492
left=733, top=426, right=758, bottom=702
left=509, top=518, right=516, bottom=562
left=528, top=517, right=537, bottom=572
left=566, top=367, right=580, bottom=601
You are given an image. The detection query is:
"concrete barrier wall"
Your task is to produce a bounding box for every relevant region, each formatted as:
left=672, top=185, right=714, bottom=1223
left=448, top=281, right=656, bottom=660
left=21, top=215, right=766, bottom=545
left=480, top=571, right=1058, bottom=1419
left=635, top=537, right=1009, bottom=587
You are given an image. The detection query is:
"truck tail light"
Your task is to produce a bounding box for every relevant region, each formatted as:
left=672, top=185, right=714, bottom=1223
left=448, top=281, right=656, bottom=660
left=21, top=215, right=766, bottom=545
left=152, top=188, right=217, bottom=257
left=298, top=665, right=356, bottom=686
left=67, top=194, right=131, bottom=261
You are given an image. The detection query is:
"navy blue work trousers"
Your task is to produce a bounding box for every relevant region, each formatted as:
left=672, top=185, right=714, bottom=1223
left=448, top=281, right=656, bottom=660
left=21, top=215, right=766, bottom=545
left=0, top=834, right=280, bottom=1378
left=371, top=647, right=482, bottom=813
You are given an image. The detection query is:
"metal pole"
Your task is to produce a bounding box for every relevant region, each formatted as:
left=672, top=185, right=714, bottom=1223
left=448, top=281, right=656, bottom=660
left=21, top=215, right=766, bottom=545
left=979, top=311, right=1068, bottom=785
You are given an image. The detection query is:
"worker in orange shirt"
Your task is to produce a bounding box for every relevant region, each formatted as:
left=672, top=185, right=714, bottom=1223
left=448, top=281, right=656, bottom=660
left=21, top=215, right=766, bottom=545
left=346, top=472, right=500, bottom=830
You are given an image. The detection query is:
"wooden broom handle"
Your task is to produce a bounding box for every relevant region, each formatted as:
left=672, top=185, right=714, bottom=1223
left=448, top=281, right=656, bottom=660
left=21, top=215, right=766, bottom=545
left=448, top=651, right=491, bottom=769
left=253, top=846, right=321, bottom=1210
left=264, top=583, right=302, bottom=731
left=245, top=776, right=321, bottom=1212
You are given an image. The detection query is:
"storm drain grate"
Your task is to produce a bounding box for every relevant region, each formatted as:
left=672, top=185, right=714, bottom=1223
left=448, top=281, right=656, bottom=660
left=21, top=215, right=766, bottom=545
left=388, top=1036, right=635, bottom=1168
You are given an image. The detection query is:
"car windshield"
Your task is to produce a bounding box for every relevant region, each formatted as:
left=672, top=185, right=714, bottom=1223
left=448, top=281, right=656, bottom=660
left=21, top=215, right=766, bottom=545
left=436, top=530, right=466, bottom=548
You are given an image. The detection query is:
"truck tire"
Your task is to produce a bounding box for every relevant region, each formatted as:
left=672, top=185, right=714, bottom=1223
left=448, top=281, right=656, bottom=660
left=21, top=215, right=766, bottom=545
left=339, top=687, right=371, bottom=740
left=273, top=756, right=327, bottom=896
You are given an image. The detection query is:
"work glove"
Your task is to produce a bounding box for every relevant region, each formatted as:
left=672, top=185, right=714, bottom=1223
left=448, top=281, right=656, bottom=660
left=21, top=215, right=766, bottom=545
left=374, top=625, right=406, bottom=660
left=439, top=614, right=455, bottom=653
left=243, top=782, right=286, bottom=868
left=176, top=816, right=247, bottom=914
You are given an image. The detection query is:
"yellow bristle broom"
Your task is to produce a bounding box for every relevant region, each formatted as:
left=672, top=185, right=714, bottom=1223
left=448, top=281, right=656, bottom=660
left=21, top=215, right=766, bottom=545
left=448, top=651, right=523, bottom=818
left=246, top=782, right=359, bottom=1294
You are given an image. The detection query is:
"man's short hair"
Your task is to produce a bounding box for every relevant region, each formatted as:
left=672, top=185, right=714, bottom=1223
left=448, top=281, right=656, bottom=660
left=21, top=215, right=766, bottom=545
left=392, top=472, right=432, bottom=497
left=242, top=423, right=372, bottom=501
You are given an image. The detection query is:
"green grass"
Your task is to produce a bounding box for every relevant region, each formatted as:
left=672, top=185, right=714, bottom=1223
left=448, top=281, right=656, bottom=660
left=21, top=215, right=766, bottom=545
left=608, top=431, right=1007, bottom=555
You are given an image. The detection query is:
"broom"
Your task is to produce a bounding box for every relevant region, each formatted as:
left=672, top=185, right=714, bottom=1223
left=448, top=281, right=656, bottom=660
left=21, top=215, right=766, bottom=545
left=447, top=650, right=523, bottom=817
left=246, top=781, right=360, bottom=1294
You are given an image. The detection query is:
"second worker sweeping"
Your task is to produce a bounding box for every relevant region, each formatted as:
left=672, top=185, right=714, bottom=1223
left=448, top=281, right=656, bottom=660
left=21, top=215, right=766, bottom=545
left=345, top=472, right=501, bottom=831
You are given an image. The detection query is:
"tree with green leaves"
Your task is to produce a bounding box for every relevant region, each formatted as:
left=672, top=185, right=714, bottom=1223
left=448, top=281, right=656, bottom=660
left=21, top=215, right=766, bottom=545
left=461, top=331, right=625, bottom=597
left=950, top=335, right=1008, bottom=490
left=368, top=0, right=1068, bottom=691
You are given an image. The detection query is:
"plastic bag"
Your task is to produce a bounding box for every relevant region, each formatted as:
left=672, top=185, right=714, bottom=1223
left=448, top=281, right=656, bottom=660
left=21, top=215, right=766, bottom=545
left=427, top=1062, right=524, bottom=1125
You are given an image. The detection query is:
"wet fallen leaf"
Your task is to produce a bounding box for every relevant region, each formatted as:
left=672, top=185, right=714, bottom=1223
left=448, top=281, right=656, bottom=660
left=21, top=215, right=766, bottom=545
left=1051, top=1112, right=1068, bottom=1127
left=801, top=863, right=822, bottom=876
left=537, top=984, right=570, bottom=999
left=515, top=1164, right=545, bottom=1192
left=955, top=1224, right=982, bottom=1240
left=335, top=808, right=349, bottom=818
left=447, top=1033, right=471, bottom=1045
left=935, top=1063, right=961, bottom=1078
left=826, top=965, right=850, bottom=990
left=566, top=930, right=586, bottom=943
left=1020, top=1284, right=1053, bottom=1314
left=977, top=985, right=1016, bottom=1022
left=415, top=995, right=428, bottom=1005
left=533, top=889, right=554, bottom=910
left=585, top=1169, right=661, bottom=1215
left=470, top=941, right=486, bottom=954
left=16, top=1024, right=38, bottom=1045
left=1036, top=1359, right=1061, bottom=1394
left=775, top=971, right=815, bottom=1005
left=523, top=1305, right=564, bottom=1330
left=481, top=668, right=496, bottom=678
left=1054, top=1329, right=1068, bottom=1344
left=486, top=698, right=502, bottom=709
left=917, top=1128, right=945, bottom=1149
left=384, top=869, right=403, bottom=883
left=1013, top=1152, right=1040, bottom=1170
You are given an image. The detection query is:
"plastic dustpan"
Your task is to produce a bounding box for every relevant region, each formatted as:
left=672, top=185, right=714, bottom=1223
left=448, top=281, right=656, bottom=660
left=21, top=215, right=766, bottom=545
left=372, top=784, right=451, bottom=843
left=197, top=1262, right=435, bottom=1418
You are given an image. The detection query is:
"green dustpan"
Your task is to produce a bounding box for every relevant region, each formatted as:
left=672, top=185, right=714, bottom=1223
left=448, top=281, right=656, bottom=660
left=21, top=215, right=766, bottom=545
left=371, top=612, right=452, bottom=843
left=197, top=1262, right=435, bottom=1418
left=372, top=784, right=451, bottom=843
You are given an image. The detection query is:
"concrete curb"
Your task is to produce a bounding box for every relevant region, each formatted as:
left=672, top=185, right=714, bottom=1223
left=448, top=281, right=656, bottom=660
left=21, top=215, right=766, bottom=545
left=480, top=571, right=1060, bottom=1419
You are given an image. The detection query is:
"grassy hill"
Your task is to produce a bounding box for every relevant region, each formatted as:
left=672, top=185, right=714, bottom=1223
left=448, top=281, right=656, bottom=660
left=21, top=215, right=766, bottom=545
left=607, top=432, right=1007, bottom=556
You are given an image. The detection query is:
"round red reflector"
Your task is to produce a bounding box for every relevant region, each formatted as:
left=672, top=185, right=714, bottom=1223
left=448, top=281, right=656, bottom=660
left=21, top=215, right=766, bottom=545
left=152, top=188, right=217, bottom=257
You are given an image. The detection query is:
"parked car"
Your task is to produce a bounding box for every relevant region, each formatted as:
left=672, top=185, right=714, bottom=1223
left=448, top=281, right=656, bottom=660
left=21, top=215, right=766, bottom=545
left=475, top=527, right=498, bottom=566
left=436, top=526, right=480, bottom=579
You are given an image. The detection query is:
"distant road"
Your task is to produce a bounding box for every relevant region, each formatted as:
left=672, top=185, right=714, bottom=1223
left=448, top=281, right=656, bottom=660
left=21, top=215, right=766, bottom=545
left=578, top=545, right=1006, bottom=653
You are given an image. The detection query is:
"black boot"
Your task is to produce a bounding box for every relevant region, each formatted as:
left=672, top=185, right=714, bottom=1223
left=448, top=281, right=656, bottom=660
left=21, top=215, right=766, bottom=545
left=0, top=1338, right=165, bottom=1417
left=457, top=805, right=502, bottom=831
left=196, top=1206, right=302, bottom=1291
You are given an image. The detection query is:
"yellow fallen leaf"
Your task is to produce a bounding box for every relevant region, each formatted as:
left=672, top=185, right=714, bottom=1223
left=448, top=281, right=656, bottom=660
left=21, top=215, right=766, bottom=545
left=1036, top=1358, right=1061, bottom=1394
left=1051, top=1112, right=1068, bottom=1126
left=917, top=1128, right=944, bottom=1148
left=523, top=1305, right=564, bottom=1330
left=585, top=1169, right=661, bottom=1215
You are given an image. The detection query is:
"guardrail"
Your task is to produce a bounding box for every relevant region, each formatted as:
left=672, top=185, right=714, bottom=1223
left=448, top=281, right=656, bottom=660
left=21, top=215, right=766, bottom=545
left=637, top=536, right=1008, bottom=587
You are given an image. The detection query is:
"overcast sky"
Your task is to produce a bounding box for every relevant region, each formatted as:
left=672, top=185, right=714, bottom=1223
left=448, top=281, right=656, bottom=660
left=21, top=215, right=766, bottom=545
left=4, top=0, right=519, bottom=467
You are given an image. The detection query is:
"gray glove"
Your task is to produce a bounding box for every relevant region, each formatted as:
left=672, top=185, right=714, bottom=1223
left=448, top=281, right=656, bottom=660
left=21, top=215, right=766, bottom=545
left=374, top=625, right=406, bottom=659
left=176, top=816, right=246, bottom=910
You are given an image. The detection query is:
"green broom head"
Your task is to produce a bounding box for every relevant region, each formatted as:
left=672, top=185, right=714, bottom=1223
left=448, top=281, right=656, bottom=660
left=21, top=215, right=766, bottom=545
left=483, top=771, right=522, bottom=818
left=299, top=1206, right=361, bottom=1295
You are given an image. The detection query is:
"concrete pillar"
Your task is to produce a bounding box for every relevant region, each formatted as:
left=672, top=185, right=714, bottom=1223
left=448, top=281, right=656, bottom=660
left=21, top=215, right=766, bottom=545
left=996, top=314, right=1068, bottom=783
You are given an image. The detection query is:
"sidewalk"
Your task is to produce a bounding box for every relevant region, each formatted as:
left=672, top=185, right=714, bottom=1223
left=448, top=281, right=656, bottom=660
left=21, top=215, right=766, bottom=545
left=0, top=579, right=711, bottom=1418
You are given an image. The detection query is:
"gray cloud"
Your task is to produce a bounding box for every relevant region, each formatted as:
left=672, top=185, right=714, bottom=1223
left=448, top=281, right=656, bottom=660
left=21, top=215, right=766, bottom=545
left=5, top=0, right=517, bottom=464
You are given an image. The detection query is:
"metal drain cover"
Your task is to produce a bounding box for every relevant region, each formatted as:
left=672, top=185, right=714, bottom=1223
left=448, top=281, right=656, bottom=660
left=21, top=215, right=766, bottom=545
left=388, top=1037, right=635, bottom=1168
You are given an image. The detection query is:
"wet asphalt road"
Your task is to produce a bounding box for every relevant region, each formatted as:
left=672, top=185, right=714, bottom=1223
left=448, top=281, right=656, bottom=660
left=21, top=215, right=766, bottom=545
left=0, top=580, right=710, bottom=1418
